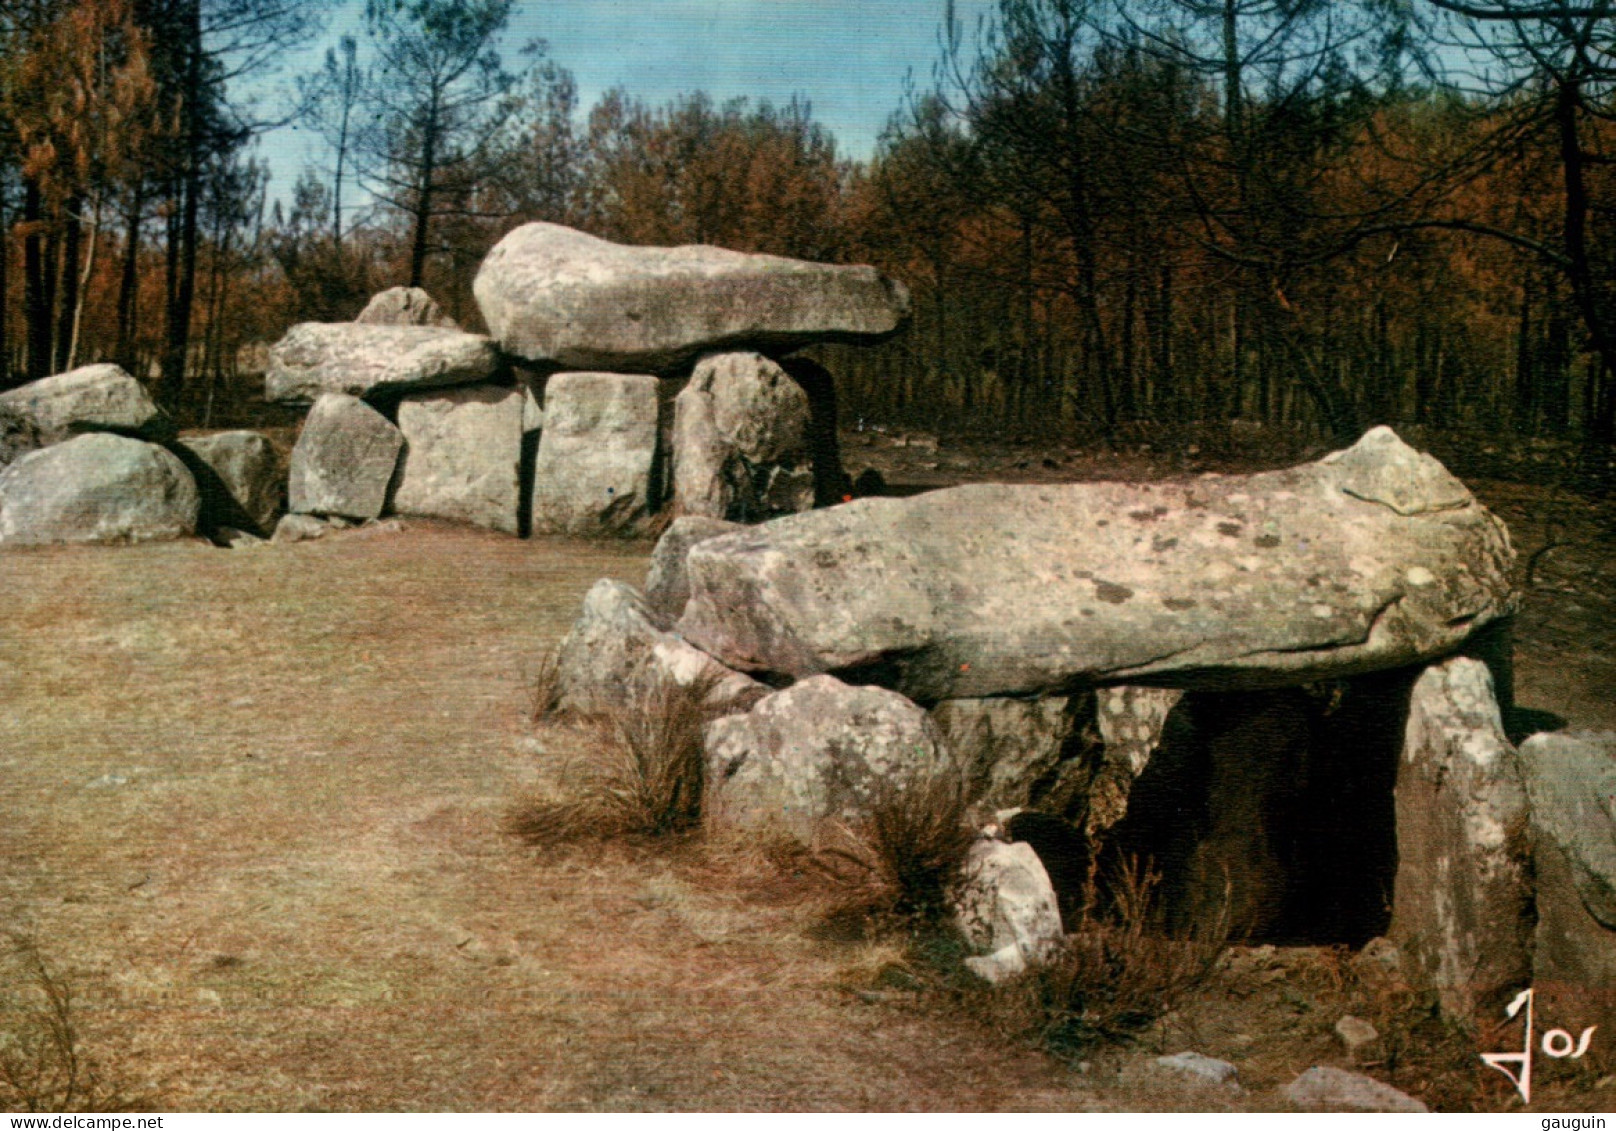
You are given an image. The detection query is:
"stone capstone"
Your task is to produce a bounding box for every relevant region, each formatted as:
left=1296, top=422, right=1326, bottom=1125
left=672, top=351, right=814, bottom=522
left=529, top=372, right=660, bottom=535
left=287, top=394, right=403, bottom=521
left=354, top=286, right=457, bottom=328
left=553, top=578, right=765, bottom=720
left=175, top=430, right=283, bottom=534
left=644, top=515, right=746, bottom=626
left=1389, top=656, right=1532, bottom=1020
left=266, top=323, right=500, bottom=405
left=0, top=364, right=173, bottom=443
left=394, top=384, right=524, bottom=534
left=473, top=222, right=911, bottom=373
left=0, top=433, right=198, bottom=545
left=701, top=674, right=949, bottom=843
left=676, top=428, right=1516, bottom=700
left=0, top=404, right=42, bottom=471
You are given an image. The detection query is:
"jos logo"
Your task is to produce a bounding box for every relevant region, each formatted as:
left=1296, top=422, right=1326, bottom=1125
left=1480, top=987, right=1598, bottom=1104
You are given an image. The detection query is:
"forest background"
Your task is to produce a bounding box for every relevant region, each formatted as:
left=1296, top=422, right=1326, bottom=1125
left=3, top=0, right=1615, bottom=488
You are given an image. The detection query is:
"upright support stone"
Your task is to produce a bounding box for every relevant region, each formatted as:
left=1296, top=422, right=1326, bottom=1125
left=530, top=372, right=660, bottom=535
left=1389, top=656, right=1532, bottom=1020
left=287, top=394, right=404, bottom=521
left=394, top=384, right=524, bottom=534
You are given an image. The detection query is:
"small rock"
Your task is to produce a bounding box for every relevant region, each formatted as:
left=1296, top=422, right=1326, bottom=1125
left=963, top=944, right=1027, bottom=985
left=271, top=513, right=331, bottom=543
left=1283, top=1066, right=1427, bottom=1112
left=951, top=838, right=1064, bottom=968
left=213, top=527, right=265, bottom=549
left=1154, top=1052, right=1239, bottom=1088
left=1334, top=1015, right=1381, bottom=1058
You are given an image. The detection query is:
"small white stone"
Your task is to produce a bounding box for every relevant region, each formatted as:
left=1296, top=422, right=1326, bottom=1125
left=1406, top=565, right=1436, bottom=587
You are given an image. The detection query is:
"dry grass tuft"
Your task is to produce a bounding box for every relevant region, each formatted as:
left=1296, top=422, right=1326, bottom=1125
left=507, top=671, right=724, bottom=843
left=0, top=935, right=151, bottom=1113
left=525, top=644, right=564, bottom=725
left=997, top=856, right=1226, bottom=1054
left=807, top=762, right=978, bottom=925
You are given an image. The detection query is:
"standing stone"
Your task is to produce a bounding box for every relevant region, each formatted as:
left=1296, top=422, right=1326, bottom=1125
left=287, top=394, right=403, bottom=521
left=266, top=323, right=500, bottom=405
left=702, top=675, right=950, bottom=843
left=677, top=428, right=1517, bottom=700
left=672, top=351, right=814, bottom=522
left=354, top=286, right=457, bottom=328
left=0, top=364, right=173, bottom=443
left=1389, top=656, right=1532, bottom=1020
left=554, top=579, right=765, bottom=720
left=529, top=372, right=659, bottom=536
left=1520, top=730, right=1616, bottom=1065
left=930, top=697, right=1079, bottom=811
left=644, top=516, right=745, bottom=626
left=473, top=222, right=911, bottom=372
left=175, top=430, right=283, bottom=534
left=1086, top=686, right=1185, bottom=834
left=394, top=385, right=524, bottom=534
left=0, top=433, right=198, bottom=545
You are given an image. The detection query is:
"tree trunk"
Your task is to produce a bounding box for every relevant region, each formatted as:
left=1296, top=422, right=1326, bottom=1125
left=55, top=196, right=83, bottom=373
left=67, top=194, right=103, bottom=371
left=159, top=0, right=205, bottom=413
left=116, top=180, right=144, bottom=369
left=23, top=179, right=52, bottom=383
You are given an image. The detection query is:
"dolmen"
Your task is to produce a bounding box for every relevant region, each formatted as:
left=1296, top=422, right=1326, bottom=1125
left=550, top=425, right=1612, bottom=1028
left=261, top=222, right=910, bottom=539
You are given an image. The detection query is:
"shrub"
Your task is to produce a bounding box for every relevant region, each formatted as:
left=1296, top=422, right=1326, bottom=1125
left=1013, top=855, right=1226, bottom=1052
left=525, top=644, right=564, bottom=724
left=0, top=935, right=148, bottom=1113
left=808, top=760, right=978, bottom=924
left=507, top=671, right=723, bottom=843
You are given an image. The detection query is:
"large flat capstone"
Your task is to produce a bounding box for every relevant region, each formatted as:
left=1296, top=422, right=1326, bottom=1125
left=677, top=428, right=1516, bottom=699
left=0, top=364, right=172, bottom=443
left=472, top=222, right=910, bottom=373
left=266, top=323, right=500, bottom=405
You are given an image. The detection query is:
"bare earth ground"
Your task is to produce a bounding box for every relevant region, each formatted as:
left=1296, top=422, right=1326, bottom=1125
left=1, top=434, right=1612, bottom=1112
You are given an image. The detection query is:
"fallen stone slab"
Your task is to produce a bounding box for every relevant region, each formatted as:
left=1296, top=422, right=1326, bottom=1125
left=677, top=428, right=1516, bottom=700
left=554, top=579, right=765, bottom=720
left=0, top=364, right=173, bottom=443
left=952, top=838, right=1064, bottom=982
left=1389, top=656, right=1532, bottom=1021
left=354, top=286, right=457, bottom=328
left=175, top=430, right=282, bottom=534
left=672, top=351, right=813, bottom=522
left=0, top=433, right=198, bottom=545
left=702, top=674, right=949, bottom=843
left=394, top=385, right=524, bottom=534
left=287, top=394, right=403, bottom=521
left=644, top=516, right=745, bottom=626
left=473, top=222, right=911, bottom=373
left=1282, top=1066, right=1426, bottom=1112
left=265, top=323, right=500, bottom=405
left=529, top=372, right=660, bottom=536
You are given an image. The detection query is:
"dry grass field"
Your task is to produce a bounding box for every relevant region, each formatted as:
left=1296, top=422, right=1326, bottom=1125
left=1, top=450, right=1612, bottom=1112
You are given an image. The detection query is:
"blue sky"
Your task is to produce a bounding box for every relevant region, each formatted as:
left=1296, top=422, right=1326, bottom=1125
left=256, top=0, right=1000, bottom=201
